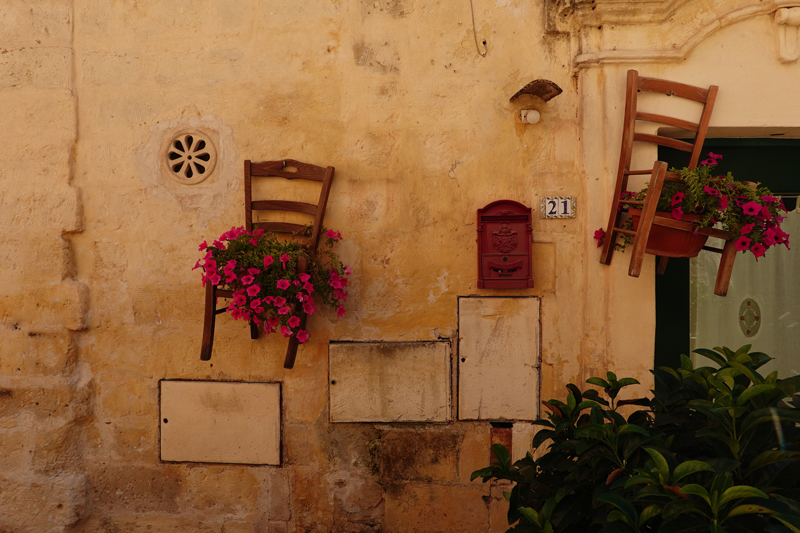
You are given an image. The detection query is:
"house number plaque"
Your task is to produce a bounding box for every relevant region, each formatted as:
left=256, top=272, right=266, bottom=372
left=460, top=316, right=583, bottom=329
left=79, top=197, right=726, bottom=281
left=540, top=196, right=576, bottom=219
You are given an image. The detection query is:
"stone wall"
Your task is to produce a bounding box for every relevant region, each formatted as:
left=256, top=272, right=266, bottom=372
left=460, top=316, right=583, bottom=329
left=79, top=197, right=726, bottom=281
left=2, top=0, right=797, bottom=531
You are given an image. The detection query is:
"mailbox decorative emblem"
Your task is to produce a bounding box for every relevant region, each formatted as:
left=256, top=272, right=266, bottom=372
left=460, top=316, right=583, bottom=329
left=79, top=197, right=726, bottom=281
left=477, top=200, right=534, bottom=289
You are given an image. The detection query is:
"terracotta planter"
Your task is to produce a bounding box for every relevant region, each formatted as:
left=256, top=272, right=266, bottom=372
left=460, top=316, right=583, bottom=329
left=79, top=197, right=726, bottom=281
left=628, top=208, right=708, bottom=258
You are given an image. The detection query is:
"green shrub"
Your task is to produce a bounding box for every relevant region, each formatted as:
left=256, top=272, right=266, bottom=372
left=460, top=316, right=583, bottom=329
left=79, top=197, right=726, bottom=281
left=472, top=345, right=800, bottom=532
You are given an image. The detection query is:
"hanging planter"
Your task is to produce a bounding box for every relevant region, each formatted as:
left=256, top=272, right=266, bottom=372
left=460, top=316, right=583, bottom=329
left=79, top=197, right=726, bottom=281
left=628, top=209, right=708, bottom=257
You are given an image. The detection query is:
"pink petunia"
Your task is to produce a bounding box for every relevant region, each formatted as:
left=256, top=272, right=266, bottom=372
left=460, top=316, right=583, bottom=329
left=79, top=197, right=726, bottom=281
left=703, top=186, right=720, bottom=196
left=344, top=266, right=352, bottom=276
left=225, top=273, right=237, bottom=284
left=193, top=259, right=202, bottom=270
left=763, top=227, right=778, bottom=246
left=248, top=268, right=261, bottom=276
left=230, top=307, right=242, bottom=320
left=277, top=279, right=291, bottom=290
left=297, top=330, right=309, bottom=343
left=671, top=192, right=685, bottom=207
left=700, top=159, right=718, bottom=166
left=249, top=239, right=258, bottom=246
left=719, top=195, right=729, bottom=210
left=735, top=236, right=752, bottom=251
left=757, top=205, right=772, bottom=221
left=209, top=273, right=222, bottom=285
left=303, top=281, right=314, bottom=293
left=233, top=292, right=247, bottom=306
left=212, top=239, right=226, bottom=250
left=273, top=296, right=287, bottom=307
left=325, top=229, right=343, bottom=240
left=761, top=195, right=778, bottom=203
left=750, top=243, right=766, bottom=259
left=278, top=306, right=292, bottom=315
left=742, top=201, right=761, bottom=216
left=250, top=298, right=262, bottom=309
left=672, top=207, right=683, bottom=221
left=740, top=223, right=755, bottom=236
left=199, top=241, right=208, bottom=251
left=280, top=254, right=290, bottom=269
left=263, top=255, right=274, bottom=268
left=247, top=284, right=261, bottom=297
left=287, top=316, right=301, bottom=328
left=296, top=293, right=307, bottom=302
left=708, top=152, right=723, bottom=160
left=299, top=273, right=311, bottom=283
left=337, top=305, right=346, bottom=318
left=241, top=275, right=254, bottom=285
left=280, top=326, right=293, bottom=338
left=267, top=317, right=280, bottom=329
left=303, top=301, right=316, bottom=315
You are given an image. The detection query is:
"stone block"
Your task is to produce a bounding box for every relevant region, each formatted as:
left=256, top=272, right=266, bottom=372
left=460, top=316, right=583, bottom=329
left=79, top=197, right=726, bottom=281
left=32, top=420, right=81, bottom=475
left=89, top=465, right=183, bottom=513
left=0, top=329, right=76, bottom=376
left=267, top=471, right=291, bottom=521
left=265, top=522, right=288, bottom=533
left=384, top=484, right=489, bottom=533
left=489, top=485, right=511, bottom=533
left=459, top=297, right=540, bottom=420
left=186, top=467, right=260, bottom=513
left=458, top=424, right=491, bottom=485
left=160, top=380, right=281, bottom=465
left=379, top=428, right=459, bottom=484
left=0, top=48, right=72, bottom=89
left=0, top=473, right=86, bottom=530
left=0, top=379, right=86, bottom=421
left=222, top=522, right=256, bottom=533
left=76, top=515, right=223, bottom=532
left=329, top=342, right=451, bottom=423
left=0, top=0, right=73, bottom=47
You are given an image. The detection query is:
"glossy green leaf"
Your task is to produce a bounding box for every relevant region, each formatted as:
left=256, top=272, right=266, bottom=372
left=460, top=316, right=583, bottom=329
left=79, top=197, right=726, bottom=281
left=587, top=377, right=610, bottom=389
left=680, top=484, right=711, bottom=506
left=663, top=499, right=711, bottom=521
left=737, top=384, right=779, bottom=406
left=616, top=378, right=640, bottom=387
left=638, top=504, right=662, bottom=527
left=725, top=503, right=777, bottom=519
left=718, top=485, right=768, bottom=507
left=693, top=348, right=727, bottom=367
left=673, top=460, right=716, bottom=483
left=616, top=424, right=650, bottom=438
left=491, top=443, right=511, bottom=468
left=470, top=467, right=496, bottom=481
left=518, top=507, right=542, bottom=526
left=607, top=510, right=630, bottom=525
left=597, top=493, right=638, bottom=526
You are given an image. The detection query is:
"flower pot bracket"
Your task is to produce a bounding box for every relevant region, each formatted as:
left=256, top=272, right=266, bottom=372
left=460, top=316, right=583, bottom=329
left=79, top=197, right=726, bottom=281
left=200, top=159, right=335, bottom=368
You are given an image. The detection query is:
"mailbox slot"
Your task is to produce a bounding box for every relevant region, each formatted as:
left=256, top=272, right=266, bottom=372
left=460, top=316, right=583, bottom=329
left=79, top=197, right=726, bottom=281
left=477, top=200, right=534, bottom=289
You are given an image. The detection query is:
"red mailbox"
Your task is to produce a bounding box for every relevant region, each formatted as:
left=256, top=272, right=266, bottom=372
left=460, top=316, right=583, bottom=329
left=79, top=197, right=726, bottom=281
left=477, top=200, right=534, bottom=289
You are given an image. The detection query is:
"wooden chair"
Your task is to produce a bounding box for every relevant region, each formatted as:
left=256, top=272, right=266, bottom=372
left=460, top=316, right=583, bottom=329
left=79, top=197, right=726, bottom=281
left=200, top=159, right=335, bottom=368
left=599, top=70, right=736, bottom=296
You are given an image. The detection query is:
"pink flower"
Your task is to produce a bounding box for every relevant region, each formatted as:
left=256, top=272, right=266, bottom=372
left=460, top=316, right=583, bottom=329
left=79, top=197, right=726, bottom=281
left=223, top=260, right=237, bottom=272
left=263, top=255, right=274, bottom=268
left=750, top=243, right=766, bottom=259
left=296, top=293, right=307, bottom=302
left=334, top=288, right=348, bottom=301
left=205, top=259, right=217, bottom=272
left=337, top=305, right=346, bottom=318
left=303, top=281, right=314, bottom=293
left=247, top=284, right=261, bottom=297
left=299, top=273, right=311, bottom=283
left=297, top=330, right=309, bottom=343
left=344, top=266, right=352, bottom=276
left=193, top=259, right=202, bottom=270
left=267, top=317, right=280, bottom=329
left=763, top=227, right=778, bottom=246
left=273, top=296, right=287, bottom=307
left=209, top=273, right=222, bottom=285
left=278, top=306, right=292, bottom=315
left=703, top=186, right=720, bottom=196
left=288, top=316, right=301, bottom=328
left=293, top=280, right=301, bottom=287
left=230, top=307, right=242, bottom=320
left=212, top=239, right=226, bottom=249
left=761, top=195, right=778, bottom=203
left=280, top=253, right=290, bottom=268
left=700, top=159, right=718, bottom=166
left=593, top=228, right=605, bottom=248
left=233, top=292, right=247, bottom=306
left=248, top=268, right=261, bottom=276
left=249, top=238, right=258, bottom=246
left=671, top=192, right=685, bottom=206
left=719, top=195, right=729, bottom=210
left=241, top=275, right=254, bottom=285
left=740, top=223, right=755, bottom=236
left=742, top=201, right=761, bottom=216
left=277, top=279, right=291, bottom=290
left=303, top=301, right=316, bottom=315
left=757, top=205, right=772, bottom=221
left=672, top=207, right=683, bottom=221
left=199, top=241, right=208, bottom=251
left=330, top=279, right=342, bottom=289
left=225, top=273, right=237, bottom=284
left=735, top=236, right=752, bottom=251
left=325, top=229, right=343, bottom=239
left=250, top=298, right=262, bottom=309
left=708, top=152, right=723, bottom=160
left=281, top=326, right=293, bottom=338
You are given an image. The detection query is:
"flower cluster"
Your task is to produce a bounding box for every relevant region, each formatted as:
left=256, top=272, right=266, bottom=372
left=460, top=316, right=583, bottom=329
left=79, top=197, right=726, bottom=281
left=596, top=153, right=790, bottom=259
left=195, top=226, right=350, bottom=343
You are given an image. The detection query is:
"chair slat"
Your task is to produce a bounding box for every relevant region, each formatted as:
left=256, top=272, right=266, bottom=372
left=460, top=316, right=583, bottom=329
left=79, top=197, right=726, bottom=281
left=634, top=133, right=694, bottom=152
left=636, top=112, right=699, bottom=133
left=251, top=200, right=318, bottom=215
left=702, top=246, right=723, bottom=254
left=613, top=227, right=637, bottom=236
left=619, top=199, right=644, bottom=205
left=252, top=221, right=308, bottom=234
left=624, top=169, right=653, bottom=175
left=249, top=159, right=326, bottom=181
left=638, top=77, right=710, bottom=102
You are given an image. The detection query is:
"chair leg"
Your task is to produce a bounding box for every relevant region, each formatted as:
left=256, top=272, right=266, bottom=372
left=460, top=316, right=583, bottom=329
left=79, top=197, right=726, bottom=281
left=283, top=312, right=307, bottom=369
left=250, top=320, right=259, bottom=340
left=656, top=256, right=669, bottom=275
left=714, top=239, right=737, bottom=297
left=200, top=284, right=217, bottom=361
left=629, top=161, right=667, bottom=277
left=600, top=204, right=623, bottom=265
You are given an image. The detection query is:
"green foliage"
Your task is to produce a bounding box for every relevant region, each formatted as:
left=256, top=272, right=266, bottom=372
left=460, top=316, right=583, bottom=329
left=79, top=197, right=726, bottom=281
left=472, top=345, right=800, bottom=533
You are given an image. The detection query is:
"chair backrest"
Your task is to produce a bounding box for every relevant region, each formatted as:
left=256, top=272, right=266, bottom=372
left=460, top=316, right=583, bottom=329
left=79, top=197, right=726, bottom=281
left=618, top=70, right=718, bottom=177
left=244, top=159, right=335, bottom=253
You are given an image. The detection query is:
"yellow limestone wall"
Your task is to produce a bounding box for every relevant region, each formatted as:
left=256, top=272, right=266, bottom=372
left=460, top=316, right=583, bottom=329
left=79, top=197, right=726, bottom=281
left=1, top=0, right=796, bottom=531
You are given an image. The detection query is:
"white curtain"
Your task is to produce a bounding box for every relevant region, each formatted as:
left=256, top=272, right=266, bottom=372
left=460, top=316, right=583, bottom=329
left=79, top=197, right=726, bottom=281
left=691, top=208, right=800, bottom=377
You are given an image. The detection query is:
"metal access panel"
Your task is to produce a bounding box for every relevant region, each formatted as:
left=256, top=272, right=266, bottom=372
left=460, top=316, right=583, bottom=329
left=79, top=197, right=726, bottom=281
left=458, top=297, right=540, bottom=421
left=160, top=380, right=281, bottom=465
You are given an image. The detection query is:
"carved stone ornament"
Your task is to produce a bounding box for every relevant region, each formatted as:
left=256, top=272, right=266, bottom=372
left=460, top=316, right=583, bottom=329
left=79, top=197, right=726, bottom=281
left=775, top=7, right=800, bottom=63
